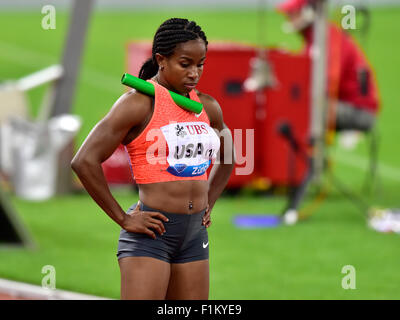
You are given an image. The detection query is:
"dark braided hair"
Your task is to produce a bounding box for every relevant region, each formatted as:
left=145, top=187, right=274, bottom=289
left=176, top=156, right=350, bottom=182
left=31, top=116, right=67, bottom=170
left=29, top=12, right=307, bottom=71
left=138, top=18, right=208, bottom=80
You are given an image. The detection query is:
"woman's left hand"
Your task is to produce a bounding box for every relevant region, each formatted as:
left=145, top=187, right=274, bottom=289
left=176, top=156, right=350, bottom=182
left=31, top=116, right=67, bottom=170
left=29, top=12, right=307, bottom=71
left=202, top=204, right=212, bottom=228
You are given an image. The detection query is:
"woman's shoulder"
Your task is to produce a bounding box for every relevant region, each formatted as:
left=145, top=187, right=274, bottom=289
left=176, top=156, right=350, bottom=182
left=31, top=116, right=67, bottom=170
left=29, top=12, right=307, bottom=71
left=108, top=89, right=153, bottom=126
left=196, top=91, right=224, bottom=130
left=116, top=89, right=153, bottom=111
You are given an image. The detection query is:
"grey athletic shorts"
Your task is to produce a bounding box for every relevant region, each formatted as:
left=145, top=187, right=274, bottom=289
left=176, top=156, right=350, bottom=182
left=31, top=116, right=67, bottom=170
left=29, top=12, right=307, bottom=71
left=117, top=202, right=209, bottom=264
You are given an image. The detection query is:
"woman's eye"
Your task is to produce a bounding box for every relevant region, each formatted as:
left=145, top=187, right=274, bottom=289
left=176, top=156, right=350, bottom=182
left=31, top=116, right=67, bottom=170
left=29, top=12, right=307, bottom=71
left=198, top=64, right=204, bottom=68
left=180, top=63, right=189, bottom=68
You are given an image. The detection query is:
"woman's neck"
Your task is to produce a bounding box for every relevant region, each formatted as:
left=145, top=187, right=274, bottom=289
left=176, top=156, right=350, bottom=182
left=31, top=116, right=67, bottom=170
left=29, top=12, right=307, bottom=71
left=153, top=74, right=190, bottom=98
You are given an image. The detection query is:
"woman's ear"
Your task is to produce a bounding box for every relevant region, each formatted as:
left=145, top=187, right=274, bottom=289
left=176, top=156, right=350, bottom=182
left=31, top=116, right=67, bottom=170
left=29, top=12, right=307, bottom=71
left=155, top=53, right=166, bottom=70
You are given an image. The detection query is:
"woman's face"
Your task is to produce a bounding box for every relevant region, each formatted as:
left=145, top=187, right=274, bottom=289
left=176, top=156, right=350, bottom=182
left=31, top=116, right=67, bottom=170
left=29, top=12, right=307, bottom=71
left=156, top=38, right=207, bottom=95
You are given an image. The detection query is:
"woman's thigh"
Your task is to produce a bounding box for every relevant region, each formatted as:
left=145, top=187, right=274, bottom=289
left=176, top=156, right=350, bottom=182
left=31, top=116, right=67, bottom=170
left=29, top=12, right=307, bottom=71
left=165, top=259, right=209, bottom=300
left=118, top=256, right=171, bottom=300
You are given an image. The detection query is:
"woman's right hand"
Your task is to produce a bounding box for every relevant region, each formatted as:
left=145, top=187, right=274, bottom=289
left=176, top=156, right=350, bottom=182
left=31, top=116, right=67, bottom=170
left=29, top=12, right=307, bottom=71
left=121, top=202, right=169, bottom=239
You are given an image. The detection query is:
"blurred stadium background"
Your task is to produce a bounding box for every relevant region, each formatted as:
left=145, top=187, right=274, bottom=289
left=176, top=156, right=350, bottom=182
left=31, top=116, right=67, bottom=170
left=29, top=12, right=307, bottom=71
left=0, top=0, right=399, bottom=299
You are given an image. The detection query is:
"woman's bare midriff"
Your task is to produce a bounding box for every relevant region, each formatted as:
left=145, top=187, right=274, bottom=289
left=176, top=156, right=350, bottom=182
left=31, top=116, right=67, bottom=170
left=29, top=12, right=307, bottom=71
left=137, top=180, right=209, bottom=214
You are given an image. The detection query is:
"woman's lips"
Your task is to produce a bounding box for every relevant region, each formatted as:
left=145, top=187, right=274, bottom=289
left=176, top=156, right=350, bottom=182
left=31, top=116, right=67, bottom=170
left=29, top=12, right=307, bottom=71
left=184, top=83, right=197, bottom=90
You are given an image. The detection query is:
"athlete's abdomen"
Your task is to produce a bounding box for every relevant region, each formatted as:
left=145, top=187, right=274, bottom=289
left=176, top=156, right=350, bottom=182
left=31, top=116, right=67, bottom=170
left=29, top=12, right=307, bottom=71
left=137, top=180, right=209, bottom=214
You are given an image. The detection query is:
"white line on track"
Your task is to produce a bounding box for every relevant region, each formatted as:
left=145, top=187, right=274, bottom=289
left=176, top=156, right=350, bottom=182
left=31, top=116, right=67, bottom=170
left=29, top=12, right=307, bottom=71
left=335, top=151, right=400, bottom=183
left=0, top=278, right=110, bottom=300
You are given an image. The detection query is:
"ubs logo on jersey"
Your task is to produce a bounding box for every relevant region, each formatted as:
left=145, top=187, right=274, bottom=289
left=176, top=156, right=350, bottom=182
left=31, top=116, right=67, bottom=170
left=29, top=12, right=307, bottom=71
left=175, top=124, right=187, bottom=138
left=175, top=124, right=209, bottom=139
left=185, top=124, right=209, bottom=135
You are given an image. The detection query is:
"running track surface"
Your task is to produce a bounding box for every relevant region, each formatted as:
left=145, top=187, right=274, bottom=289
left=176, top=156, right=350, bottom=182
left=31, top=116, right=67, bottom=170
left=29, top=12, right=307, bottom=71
left=0, top=292, right=33, bottom=300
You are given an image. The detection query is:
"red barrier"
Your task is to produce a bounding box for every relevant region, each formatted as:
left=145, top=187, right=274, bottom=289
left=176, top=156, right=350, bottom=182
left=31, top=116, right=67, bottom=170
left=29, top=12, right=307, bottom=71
left=101, top=145, right=133, bottom=185
left=262, top=49, right=311, bottom=185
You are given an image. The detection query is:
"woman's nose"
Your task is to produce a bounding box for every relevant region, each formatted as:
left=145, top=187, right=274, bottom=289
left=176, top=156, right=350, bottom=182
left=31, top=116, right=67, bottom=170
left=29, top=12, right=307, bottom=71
left=187, top=66, right=199, bottom=79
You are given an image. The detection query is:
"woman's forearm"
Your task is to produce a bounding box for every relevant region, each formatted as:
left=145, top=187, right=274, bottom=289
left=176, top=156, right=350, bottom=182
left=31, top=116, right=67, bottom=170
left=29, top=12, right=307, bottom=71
left=71, top=160, right=127, bottom=227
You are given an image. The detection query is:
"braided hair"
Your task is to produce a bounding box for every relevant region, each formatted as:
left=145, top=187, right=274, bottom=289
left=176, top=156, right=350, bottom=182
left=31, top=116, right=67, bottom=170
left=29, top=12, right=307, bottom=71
left=138, top=18, right=208, bottom=80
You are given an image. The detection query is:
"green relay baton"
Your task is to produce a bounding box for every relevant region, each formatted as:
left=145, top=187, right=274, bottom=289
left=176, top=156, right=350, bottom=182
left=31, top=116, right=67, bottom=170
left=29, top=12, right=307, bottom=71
left=121, top=73, right=203, bottom=114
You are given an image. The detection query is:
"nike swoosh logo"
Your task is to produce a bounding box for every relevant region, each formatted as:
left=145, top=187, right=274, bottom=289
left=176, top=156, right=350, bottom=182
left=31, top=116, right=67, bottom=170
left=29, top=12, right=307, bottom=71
left=203, top=242, right=209, bottom=248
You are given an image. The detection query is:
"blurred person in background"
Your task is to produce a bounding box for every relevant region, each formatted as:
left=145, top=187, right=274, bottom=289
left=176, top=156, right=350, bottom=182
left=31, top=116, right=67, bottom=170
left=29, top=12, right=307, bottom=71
left=278, top=0, right=380, bottom=137
left=71, top=18, right=235, bottom=300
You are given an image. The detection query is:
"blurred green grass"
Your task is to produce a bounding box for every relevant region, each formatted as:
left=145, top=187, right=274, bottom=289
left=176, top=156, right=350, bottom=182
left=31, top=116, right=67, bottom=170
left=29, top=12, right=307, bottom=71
left=0, top=8, right=400, bottom=299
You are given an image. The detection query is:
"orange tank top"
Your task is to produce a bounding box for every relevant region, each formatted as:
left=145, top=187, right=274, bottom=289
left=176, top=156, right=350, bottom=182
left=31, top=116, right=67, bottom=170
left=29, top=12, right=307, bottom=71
left=125, top=80, right=220, bottom=184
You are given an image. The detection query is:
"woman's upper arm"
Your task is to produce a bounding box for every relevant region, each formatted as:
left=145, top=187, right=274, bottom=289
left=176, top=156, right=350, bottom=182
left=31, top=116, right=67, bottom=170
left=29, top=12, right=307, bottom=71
left=73, top=90, right=151, bottom=165
left=199, top=93, right=225, bottom=132
left=199, top=92, right=235, bottom=162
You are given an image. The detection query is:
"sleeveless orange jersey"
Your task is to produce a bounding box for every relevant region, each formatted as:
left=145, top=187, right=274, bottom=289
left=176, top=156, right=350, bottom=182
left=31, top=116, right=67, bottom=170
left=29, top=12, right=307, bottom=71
left=125, top=80, right=220, bottom=184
